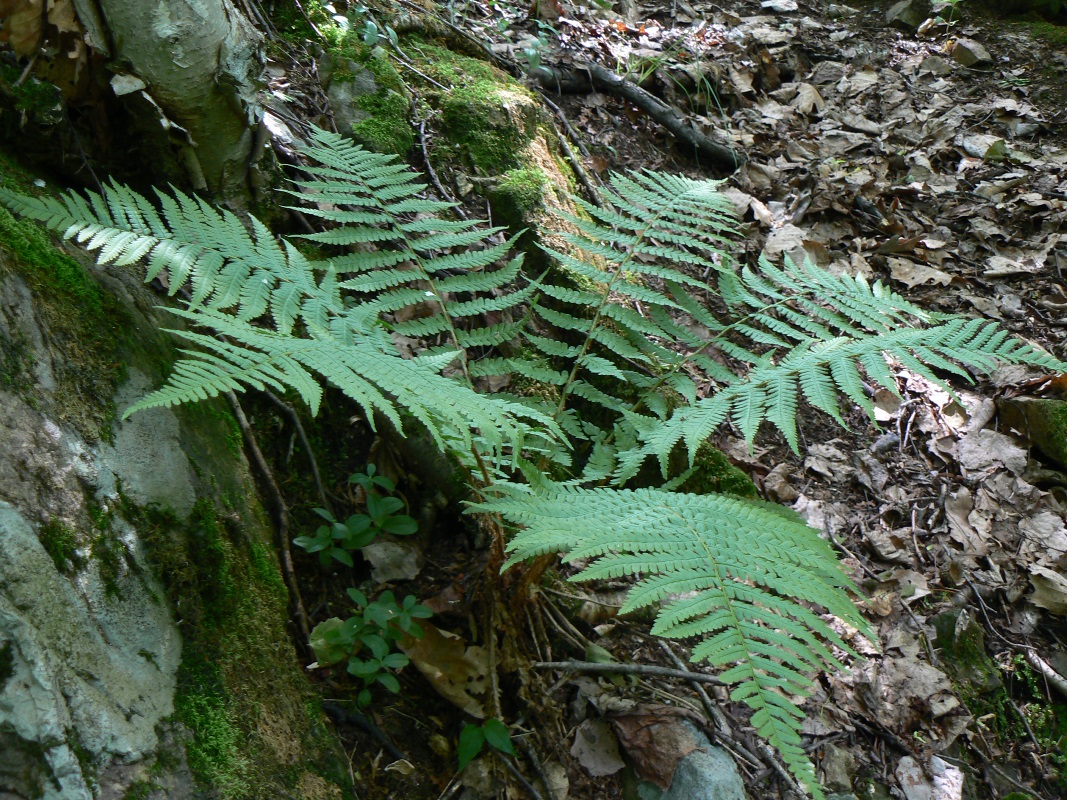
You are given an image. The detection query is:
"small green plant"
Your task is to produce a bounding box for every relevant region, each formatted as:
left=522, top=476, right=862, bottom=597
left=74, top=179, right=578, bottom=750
left=310, top=588, right=432, bottom=706
left=457, top=718, right=515, bottom=771
left=293, top=465, right=417, bottom=566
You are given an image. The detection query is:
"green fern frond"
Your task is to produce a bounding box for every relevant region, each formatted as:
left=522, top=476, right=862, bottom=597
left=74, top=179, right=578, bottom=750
left=290, top=128, right=537, bottom=374
left=476, top=480, right=873, bottom=799
left=622, top=315, right=1066, bottom=480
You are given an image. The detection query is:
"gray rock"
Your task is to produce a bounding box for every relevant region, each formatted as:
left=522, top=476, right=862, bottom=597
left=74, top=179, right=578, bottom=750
left=821, top=744, right=856, bottom=792
left=951, top=38, right=992, bottom=67
left=323, top=60, right=380, bottom=138
left=634, top=722, right=746, bottom=800
left=920, top=56, right=953, bottom=76
left=886, top=0, right=931, bottom=31
left=0, top=502, right=181, bottom=799
left=363, top=539, right=424, bottom=583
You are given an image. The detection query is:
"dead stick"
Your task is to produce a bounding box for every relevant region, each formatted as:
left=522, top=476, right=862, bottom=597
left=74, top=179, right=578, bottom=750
left=263, top=390, right=331, bottom=514
left=225, top=391, right=311, bottom=650
left=531, top=63, right=744, bottom=170
left=533, top=660, right=725, bottom=685
left=1026, top=651, right=1067, bottom=700
left=658, top=641, right=732, bottom=733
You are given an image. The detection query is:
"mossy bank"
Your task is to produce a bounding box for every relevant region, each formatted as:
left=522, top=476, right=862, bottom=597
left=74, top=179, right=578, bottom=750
left=0, top=152, right=350, bottom=800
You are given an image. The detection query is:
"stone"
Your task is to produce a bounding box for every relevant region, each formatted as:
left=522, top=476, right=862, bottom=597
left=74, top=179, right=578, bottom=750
left=895, top=755, right=964, bottom=800
left=632, top=722, right=746, bottom=800
left=951, top=38, right=992, bottom=68
left=0, top=502, right=181, bottom=799
left=363, top=539, right=424, bottom=583
left=933, top=609, right=1002, bottom=694
left=886, top=0, right=931, bottom=31
left=821, top=743, right=857, bottom=792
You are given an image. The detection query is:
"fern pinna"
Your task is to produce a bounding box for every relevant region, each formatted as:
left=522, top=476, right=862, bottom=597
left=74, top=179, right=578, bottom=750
left=0, top=129, right=555, bottom=456
left=2, top=131, right=1063, bottom=799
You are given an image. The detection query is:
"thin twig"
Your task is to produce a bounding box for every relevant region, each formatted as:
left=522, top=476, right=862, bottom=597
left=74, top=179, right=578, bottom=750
left=758, top=743, right=806, bottom=798
left=292, top=0, right=327, bottom=41
left=554, top=129, right=603, bottom=208
left=225, top=390, right=311, bottom=649
left=1026, top=650, right=1067, bottom=700
left=538, top=92, right=591, bottom=158
left=323, top=701, right=408, bottom=762
left=533, top=660, right=726, bottom=685
left=658, top=641, right=732, bottom=733
left=520, top=739, right=558, bottom=800
left=495, top=751, right=544, bottom=800
left=263, top=389, right=332, bottom=513
left=420, top=120, right=469, bottom=219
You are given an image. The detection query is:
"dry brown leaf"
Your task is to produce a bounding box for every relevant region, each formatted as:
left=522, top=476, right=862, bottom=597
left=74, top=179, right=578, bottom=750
left=398, top=622, right=487, bottom=718
left=0, top=0, right=44, bottom=56
left=608, top=704, right=702, bottom=789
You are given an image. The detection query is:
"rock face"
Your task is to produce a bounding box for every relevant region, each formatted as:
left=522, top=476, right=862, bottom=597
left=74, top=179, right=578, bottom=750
left=0, top=201, right=347, bottom=799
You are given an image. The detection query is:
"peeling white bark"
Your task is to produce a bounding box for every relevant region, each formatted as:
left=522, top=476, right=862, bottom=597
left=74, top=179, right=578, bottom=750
left=94, top=0, right=263, bottom=200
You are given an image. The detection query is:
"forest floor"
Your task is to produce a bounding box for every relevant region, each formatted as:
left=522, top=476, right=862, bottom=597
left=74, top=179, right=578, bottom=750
left=269, top=2, right=1067, bottom=799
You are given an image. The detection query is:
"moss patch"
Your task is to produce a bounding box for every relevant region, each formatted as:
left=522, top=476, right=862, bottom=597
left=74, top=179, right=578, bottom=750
left=351, top=89, right=413, bottom=155
left=409, top=42, right=540, bottom=174
left=133, top=490, right=348, bottom=799
left=678, top=442, right=758, bottom=497
left=324, top=41, right=413, bottom=155
left=490, top=168, right=548, bottom=228
left=38, top=518, right=82, bottom=575
left=0, top=154, right=129, bottom=438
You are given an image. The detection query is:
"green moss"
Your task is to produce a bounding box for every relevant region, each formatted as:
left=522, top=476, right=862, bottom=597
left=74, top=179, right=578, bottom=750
left=38, top=519, right=82, bottom=575
left=409, top=42, right=503, bottom=87
left=439, top=80, right=538, bottom=173
left=67, top=727, right=99, bottom=793
left=0, top=65, right=63, bottom=122
left=0, top=155, right=130, bottom=438
left=0, top=327, right=32, bottom=393
left=933, top=610, right=1002, bottom=694
left=491, top=168, right=548, bottom=227
left=133, top=492, right=348, bottom=798
left=677, top=442, right=758, bottom=497
left=175, top=661, right=251, bottom=800
left=122, top=779, right=159, bottom=800
left=351, top=90, right=413, bottom=155
left=1010, top=16, right=1067, bottom=45
left=408, top=43, right=539, bottom=174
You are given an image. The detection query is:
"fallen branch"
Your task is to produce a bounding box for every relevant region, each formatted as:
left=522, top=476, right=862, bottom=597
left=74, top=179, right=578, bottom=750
left=533, top=660, right=725, bottom=685
left=530, top=63, right=744, bottom=171
left=1026, top=650, right=1067, bottom=700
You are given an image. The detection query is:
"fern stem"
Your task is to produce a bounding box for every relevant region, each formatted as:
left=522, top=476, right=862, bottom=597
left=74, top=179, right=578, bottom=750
left=625, top=292, right=801, bottom=418
left=553, top=191, right=695, bottom=420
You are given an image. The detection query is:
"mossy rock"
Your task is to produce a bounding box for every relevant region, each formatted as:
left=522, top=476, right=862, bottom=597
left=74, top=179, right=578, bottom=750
left=409, top=42, right=541, bottom=175
left=321, top=45, right=414, bottom=156
left=998, top=396, right=1067, bottom=470
left=0, top=151, right=350, bottom=799
left=933, top=608, right=1002, bottom=695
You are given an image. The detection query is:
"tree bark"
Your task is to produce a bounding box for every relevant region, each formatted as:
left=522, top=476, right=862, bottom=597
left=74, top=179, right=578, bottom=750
left=90, top=0, right=263, bottom=200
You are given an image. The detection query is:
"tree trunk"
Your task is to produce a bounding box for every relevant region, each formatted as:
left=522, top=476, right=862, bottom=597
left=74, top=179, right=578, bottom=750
left=91, top=0, right=263, bottom=200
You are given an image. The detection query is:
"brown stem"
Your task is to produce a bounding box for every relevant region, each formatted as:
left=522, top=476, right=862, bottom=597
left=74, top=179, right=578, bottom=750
left=225, top=390, right=311, bottom=651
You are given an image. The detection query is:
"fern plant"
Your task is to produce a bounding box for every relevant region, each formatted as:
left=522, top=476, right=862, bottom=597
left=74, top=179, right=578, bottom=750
left=2, top=129, right=1062, bottom=798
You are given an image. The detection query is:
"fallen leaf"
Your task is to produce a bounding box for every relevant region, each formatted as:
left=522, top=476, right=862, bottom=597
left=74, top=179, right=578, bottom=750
left=399, top=623, right=488, bottom=718
left=570, top=719, right=626, bottom=777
